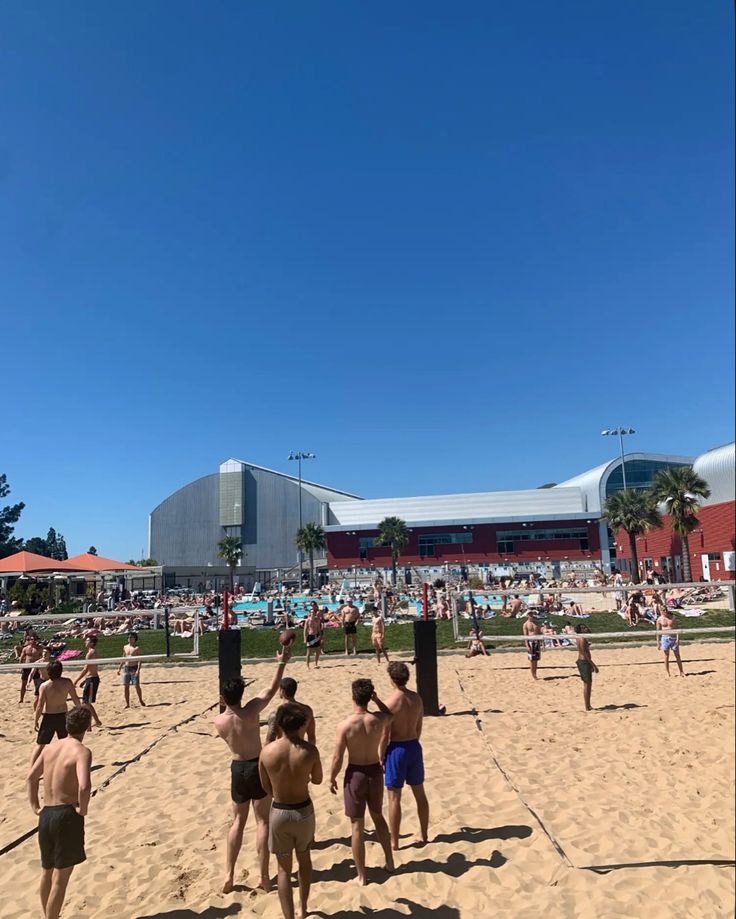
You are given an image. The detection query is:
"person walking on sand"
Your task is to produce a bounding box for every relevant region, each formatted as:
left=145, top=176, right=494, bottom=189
left=329, top=678, right=394, bottom=884
left=73, top=636, right=102, bottom=728
left=259, top=703, right=322, bottom=919
left=383, top=662, right=429, bottom=850
left=32, top=661, right=81, bottom=767
left=370, top=604, right=390, bottom=665
left=213, top=648, right=291, bottom=894
left=27, top=706, right=93, bottom=919
left=302, top=603, right=323, bottom=670
left=575, top=624, right=599, bottom=711
left=341, top=599, right=360, bottom=656
left=19, top=633, right=43, bottom=704
left=656, top=608, right=685, bottom=677
left=523, top=610, right=543, bottom=680
left=117, top=633, right=145, bottom=708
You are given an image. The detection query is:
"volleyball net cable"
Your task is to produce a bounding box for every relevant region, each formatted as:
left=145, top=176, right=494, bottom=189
left=0, top=607, right=201, bottom=672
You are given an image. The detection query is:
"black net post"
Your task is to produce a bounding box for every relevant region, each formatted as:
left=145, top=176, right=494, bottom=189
left=164, top=605, right=171, bottom=658
left=413, top=619, right=440, bottom=716
left=218, top=627, right=242, bottom=713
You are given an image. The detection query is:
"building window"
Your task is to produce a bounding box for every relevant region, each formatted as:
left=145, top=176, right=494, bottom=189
left=417, top=532, right=473, bottom=558
left=496, top=528, right=589, bottom=553
left=707, top=552, right=722, bottom=561
left=358, top=537, right=374, bottom=561
left=604, top=459, right=689, bottom=499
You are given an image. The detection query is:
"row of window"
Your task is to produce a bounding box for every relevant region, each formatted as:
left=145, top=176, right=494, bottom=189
left=356, top=528, right=590, bottom=558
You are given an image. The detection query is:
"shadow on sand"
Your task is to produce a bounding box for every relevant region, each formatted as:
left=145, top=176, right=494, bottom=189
left=313, top=898, right=460, bottom=918
left=136, top=905, right=241, bottom=919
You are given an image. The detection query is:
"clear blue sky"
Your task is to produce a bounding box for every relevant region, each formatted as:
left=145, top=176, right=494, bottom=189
left=2, top=1, right=733, bottom=561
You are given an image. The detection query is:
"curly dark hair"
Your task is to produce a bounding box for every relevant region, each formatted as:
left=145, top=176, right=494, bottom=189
left=66, top=705, right=92, bottom=736
left=387, top=661, right=409, bottom=687
left=351, top=679, right=374, bottom=707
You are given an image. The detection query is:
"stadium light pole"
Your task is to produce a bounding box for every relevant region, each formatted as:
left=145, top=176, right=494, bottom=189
left=288, top=451, right=316, bottom=585
left=601, top=428, right=636, bottom=490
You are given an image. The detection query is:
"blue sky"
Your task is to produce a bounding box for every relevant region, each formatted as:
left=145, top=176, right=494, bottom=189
left=2, top=1, right=733, bottom=561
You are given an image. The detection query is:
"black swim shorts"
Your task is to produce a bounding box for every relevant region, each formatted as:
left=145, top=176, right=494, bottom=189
left=231, top=758, right=267, bottom=803
left=82, top=676, right=100, bottom=704
left=344, top=623, right=357, bottom=636
left=37, top=712, right=68, bottom=745
left=39, top=804, right=86, bottom=869
left=576, top=659, right=593, bottom=684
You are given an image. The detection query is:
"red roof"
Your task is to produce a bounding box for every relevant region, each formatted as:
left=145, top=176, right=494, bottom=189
left=64, top=553, right=141, bottom=571
left=0, top=551, right=81, bottom=574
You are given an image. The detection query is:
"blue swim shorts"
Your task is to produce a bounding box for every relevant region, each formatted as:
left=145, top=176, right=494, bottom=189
left=384, top=739, right=425, bottom=789
left=661, top=635, right=678, bottom=652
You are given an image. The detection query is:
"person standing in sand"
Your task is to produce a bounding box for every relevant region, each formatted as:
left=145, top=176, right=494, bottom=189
left=341, top=599, right=360, bottom=656
left=370, top=604, right=390, bottom=665
left=73, top=636, right=102, bottom=728
left=259, top=703, right=322, bottom=919
left=574, top=624, right=599, bottom=711
left=656, top=608, right=685, bottom=677
left=329, top=678, right=394, bottom=884
left=32, top=661, right=81, bottom=766
left=27, top=705, right=93, bottom=919
left=117, top=633, right=145, bottom=708
left=265, top=678, right=316, bottom=745
left=302, top=603, right=323, bottom=669
left=214, top=649, right=291, bottom=894
left=383, top=661, right=429, bottom=850
left=19, top=633, right=43, bottom=704
left=523, top=610, right=543, bottom=680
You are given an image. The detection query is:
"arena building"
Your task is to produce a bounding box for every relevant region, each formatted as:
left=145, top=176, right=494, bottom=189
left=148, top=458, right=361, bottom=587
left=324, top=451, right=725, bottom=581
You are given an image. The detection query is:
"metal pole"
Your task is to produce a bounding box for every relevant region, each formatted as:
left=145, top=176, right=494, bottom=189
left=618, top=429, right=627, bottom=490
left=422, top=582, right=429, bottom=621
left=164, top=605, right=171, bottom=658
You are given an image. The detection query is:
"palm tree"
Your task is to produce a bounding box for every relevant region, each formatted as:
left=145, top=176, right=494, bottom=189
left=650, top=466, right=711, bottom=582
left=217, top=535, right=243, bottom=594
left=603, top=490, right=662, bottom=582
left=295, top=522, right=326, bottom=591
left=376, top=516, right=410, bottom=586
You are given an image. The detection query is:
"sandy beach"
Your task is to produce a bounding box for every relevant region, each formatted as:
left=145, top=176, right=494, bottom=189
left=1, top=642, right=733, bottom=919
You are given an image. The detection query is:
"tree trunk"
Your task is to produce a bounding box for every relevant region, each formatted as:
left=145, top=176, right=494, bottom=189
left=229, top=565, right=235, bottom=595
left=309, top=549, right=314, bottom=590
left=627, top=531, right=640, bottom=582
left=681, top=534, right=691, bottom=583
left=391, top=551, right=398, bottom=587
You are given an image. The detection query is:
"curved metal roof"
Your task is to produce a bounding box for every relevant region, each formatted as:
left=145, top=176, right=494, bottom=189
left=693, top=442, right=735, bottom=506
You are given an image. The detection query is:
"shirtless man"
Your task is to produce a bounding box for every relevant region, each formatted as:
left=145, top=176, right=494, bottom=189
left=117, top=632, right=145, bottom=708
left=509, top=595, right=525, bottom=617
left=32, top=661, right=81, bottom=767
left=19, top=633, right=43, bottom=704
left=575, top=624, right=599, bottom=711
left=656, top=609, right=685, bottom=677
left=27, top=706, right=93, bottom=919
left=383, top=661, right=429, bottom=850
left=302, top=603, right=323, bottom=669
left=329, top=679, right=394, bottom=884
left=259, top=703, right=322, bottom=919
left=214, top=650, right=291, bottom=894
left=370, top=606, right=390, bottom=665
left=523, top=610, right=543, bottom=680
left=74, top=636, right=102, bottom=728
left=341, top=600, right=360, bottom=656
left=265, top=678, right=316, bottom=745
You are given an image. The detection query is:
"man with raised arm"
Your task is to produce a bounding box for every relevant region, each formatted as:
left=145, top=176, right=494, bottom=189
left=32, top=660, right=81, bottom=767
left=214, top=648, right=291, bottom=894
left=27, top=705, right=93, bottom=919
left=383, top=661, right=430, bottom=850
left=330, top=678, right=394, bottom=884
left=259, top=703, right=322, bottom=919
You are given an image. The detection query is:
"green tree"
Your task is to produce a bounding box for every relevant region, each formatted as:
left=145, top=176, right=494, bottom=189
left=603, top=490, right=662, bottom=582
left=88, top=546, right=98, bottom=555
left=24, top=536, right=50, bottom=555
left=650, top=466, right=711, bottom=583
left=45, top=528, right=68, bottom=561
left=376, top=516, right=410, bottom=586
left=0, top=474, right=24, bottom=559
left=127, top=558, right=158, bottom=567
left=217, top=535, right=244, bottom=593
left=295, top=522, right=326, bottom=590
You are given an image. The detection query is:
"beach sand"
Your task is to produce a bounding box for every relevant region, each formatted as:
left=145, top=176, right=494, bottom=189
left=0, top=642, right=733, bottom=919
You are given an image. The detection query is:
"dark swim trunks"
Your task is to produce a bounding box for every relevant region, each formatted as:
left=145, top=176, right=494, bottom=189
left=344, top=762, right=384, bottom=818
left=344, top=622, right=357, bottom=635
left=576, top=659, right=593, bottom=684
left=306, top=633, right=322, bottom=648
left=384, top=739, right=425, bottom=789
left=39, top=805, right=86, bottom=869
left=527, top=640, right=541, bottom=662
left=82, top=676, right=100, bottom=704
left=37, top=712, right=68, bottom=745
left=230, top=758, right=267, bottom=803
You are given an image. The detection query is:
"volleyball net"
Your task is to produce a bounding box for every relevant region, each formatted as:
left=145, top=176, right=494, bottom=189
left=0, top=607, right=201, bottom=673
